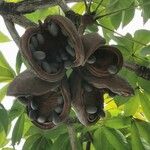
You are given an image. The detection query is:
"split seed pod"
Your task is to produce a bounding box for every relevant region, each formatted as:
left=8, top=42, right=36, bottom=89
left=20, top=15, right=84, bottom=82
left=82, top=34, right=123, bottom=76
left=7, top=70, right=71, bottom=130
left=70, top=70, right=105, bottom=126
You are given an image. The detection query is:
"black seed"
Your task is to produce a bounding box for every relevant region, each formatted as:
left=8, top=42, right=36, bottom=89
left=42, top=62, right=52, bottom=73
left=33, top=51, right=46, bottom=60
left=48, top=22, right=59, bottom=37
left=56, top=55, right=62, bottom=62
left=30, top=100, right=38, bottom=110
left=64, top=61, right=72, bottom=69
left=66, top=45, right=75, bottom=57
left=29, top=43, right=36, bottom=52
left=57, top=96, right=64, bottom=105
left=89, top=114, right=96, bottom=120
left=51, top=63, right=59, bottom=73
left=86, top=106, right=97, bottom=114
left=87, top=55, right=96, bottom=64
left=47, top=114, right=52, bottom=122
left=29, top=110, right=38, bottom=120
left=37, top=33, right=45, bottom=45
left=61, top=29, right=68, bottom=36
left=31, top=36, right=39, bottom=48
left=68, top=39, right=74, bottom=48
left=108, top=65, right=118, bottom=74
left=37, top=116, right=46, bottom=123
left=83, top=83, right=93, bottom=92
left=60, top=51, right=68, bottom=61
left=52, top=111, right=61, bottom=125
left=55, top=106, right=63, bottom=114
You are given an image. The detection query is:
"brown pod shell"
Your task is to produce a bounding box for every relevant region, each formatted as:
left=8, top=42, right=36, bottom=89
left=79, top=68, right=134, bottom=97
left=20, top=15, right=84, bottom=82
left=7, top=70, right=60, bottom=97
left=85, top=45, right=123, bottom=77
left=7, top=70, right=71, bottom=130
left=81, top=33, right=106, bottom=64
left=70, top=71, right=105, bottom=126
left=29, top=77, right=71, bottom=130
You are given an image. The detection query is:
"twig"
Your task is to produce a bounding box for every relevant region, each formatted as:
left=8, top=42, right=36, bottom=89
left=67, top=124, right=78, bottom=150
left=3, top=15, right=20, bottom=46
left=56, top=0, right=70, bottom=13
left=4, top=14, right=37, bottom=28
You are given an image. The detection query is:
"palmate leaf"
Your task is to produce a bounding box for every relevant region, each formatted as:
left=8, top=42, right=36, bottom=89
left=0, top=84, right=9, bottom=102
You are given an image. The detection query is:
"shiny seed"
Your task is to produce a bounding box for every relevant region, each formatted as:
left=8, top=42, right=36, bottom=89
left=37, top=116, right=46, bottom=123
left=29, top=110, right=37, bottom=120
left=33, top=51, right=46, bottom=60
left=37, top=33, right=45, bottom=45
left=47, top=114, right=52, bottom=122
left=87, top=55, right=96, bottom=64
left=48, top=22, right=59, bottom=37
left=86, top=106, right=97, bottom=114
left=108, top=65, right=118, bottom=74
left=52, top=111, right=61, bottom=125
left=29, top=43, right=35, bottom=52
left=57, top=96, right=64, bottom=105
left=42, top=62, right=52, bottom=73
left=66, top=45, right=75, bottom=57
left=60, top=51, right=68, bottom=61
left=31, top=36, right=39, bottom=48
left=83, top=83, right=93, bottom=92
left=89, top=114, right=96, bottom=120
left=51, top=63, right=59, bottom=73
left=56, top=55, right=62, bottom=62
left=55, top=106, right=63, bottom=114
left=31, top=100, right=38, bottom=110
left=64, top=61, right=72, bottom=69
left=68, top=39, right=74, bottom=48
left=61, top=29, right=68, bottom=36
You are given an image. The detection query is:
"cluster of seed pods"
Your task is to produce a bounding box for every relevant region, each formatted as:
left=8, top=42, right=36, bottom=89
left=7, top=15, right=134, bottom=129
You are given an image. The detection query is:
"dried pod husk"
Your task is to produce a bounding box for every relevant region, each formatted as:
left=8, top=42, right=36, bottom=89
left=7, top=70, right=71, bottom=130
left=70, top=71, right=105, bottom=126
left=20, top=15, right=84, bottom=82
left=83, top=36, right=123, bottom=77
left=81, top=33, right=106, bottom=65
left=79, top=68, right=134, bottom=97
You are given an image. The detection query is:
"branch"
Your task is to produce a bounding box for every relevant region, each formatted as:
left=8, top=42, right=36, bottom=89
left=3, top=15, right=20, bottom=46
left=4, top=14, right=37, bottom=28
left=0, top=0, right=82, bottom=15
left=67, top=124, right=78, bottom=150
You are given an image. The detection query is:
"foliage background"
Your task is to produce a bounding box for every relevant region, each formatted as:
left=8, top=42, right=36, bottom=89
left=0, top=0, right=150, bottom=149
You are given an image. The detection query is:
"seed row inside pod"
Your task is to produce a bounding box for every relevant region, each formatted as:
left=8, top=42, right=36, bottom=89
left=27, top=92, right=64, bottom=125
left=28, top=22, right=76, bottom=74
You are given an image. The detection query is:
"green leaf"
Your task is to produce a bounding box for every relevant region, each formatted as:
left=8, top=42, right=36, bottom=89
left=11, top=113, right=25, bottom=146
left=71, top=2, right=85, bottom=14
left=124, top=93, right=140, bottom=116
left=103, top=127, right=128, bottom=150
left=104, top=116, right=131, bottom=129
left=16, top=51, right=22, bottom=74
left=135, top=120, right=150, bottom=144
left=0, top=126, right=9, bottom=148
left=0, top=84, right=9, bottom=102
left=133, top=29, right=150, bottom=52
left=139, top=92, right=150, bottom=121
left=8, top=100, right=25, bottom=121
left=0, top=104, right=9, bottom=134
left=52, top=134, right=71, bottom=150
left=140, top=45, right=150, bottom=56
left=0, top=31, right=10, bottom=43
left=131, top=121, right=145, bottom=150
left=93, top=127, right=114, bottom=150
left=122, top=2, right=135, bottom=27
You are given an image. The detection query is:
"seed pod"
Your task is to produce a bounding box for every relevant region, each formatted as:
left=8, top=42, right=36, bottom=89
left=20, top=15, right=84, bottom=82
left=82, top=34, right=123, bottom=76
left=79, top=68, right=134, bottom=97
left=7, top=70, right=71, bottom=130
left=70, top=71, right=105, bottom=126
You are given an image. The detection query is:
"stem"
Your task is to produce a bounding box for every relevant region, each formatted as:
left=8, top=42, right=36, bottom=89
left=67, top=124, right=78, bottom=150
left=57, top=0, right=70, bottom=13
left=86, top=141, right=91, bottom=150
left=3, top=15, right=20, bottom=46
left=96, top=22, right=147, bottom=46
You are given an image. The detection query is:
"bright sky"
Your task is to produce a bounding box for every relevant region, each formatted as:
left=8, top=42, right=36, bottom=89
left=0, top=9, right=150, bottom=149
